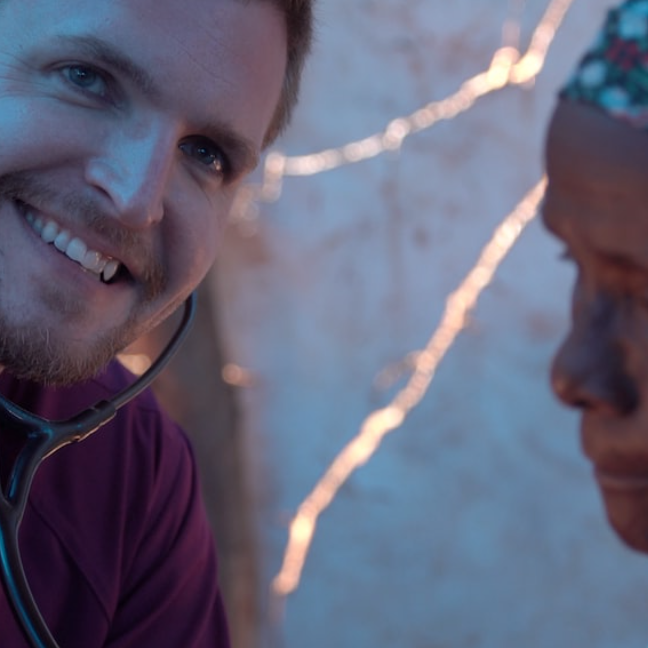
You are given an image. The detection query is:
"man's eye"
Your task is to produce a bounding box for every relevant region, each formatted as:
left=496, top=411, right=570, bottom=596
left=179, top=138, right=227, bottom=176
left=63, top=65, right=108, bottom=96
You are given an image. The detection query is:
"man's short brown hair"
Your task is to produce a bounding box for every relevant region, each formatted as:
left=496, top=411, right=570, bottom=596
left=261, top=0, right=314, bottom=146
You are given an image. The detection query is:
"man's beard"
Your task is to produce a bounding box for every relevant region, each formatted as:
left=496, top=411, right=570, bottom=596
left=0, top=306, right=140, bottom=386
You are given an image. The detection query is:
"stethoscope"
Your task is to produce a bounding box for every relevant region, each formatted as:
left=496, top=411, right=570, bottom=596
left=0, top=292, right=197, bottom=648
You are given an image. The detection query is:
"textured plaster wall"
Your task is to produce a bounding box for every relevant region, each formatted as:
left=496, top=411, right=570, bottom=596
left=214, top=1, right=648, bottom=646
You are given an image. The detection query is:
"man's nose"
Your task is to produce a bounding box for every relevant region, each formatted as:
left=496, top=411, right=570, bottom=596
left=550, top=302, right=639, bottom=416
left=85, top=125, right=177, bottom=229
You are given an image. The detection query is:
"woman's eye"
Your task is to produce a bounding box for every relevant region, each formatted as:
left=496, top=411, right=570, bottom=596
left=180, top=138, right=228, bottom=176
left=63, top=65, right=108, bottom=97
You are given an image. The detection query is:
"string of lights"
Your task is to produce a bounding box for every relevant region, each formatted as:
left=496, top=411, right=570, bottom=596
left=231, top=0, right=573, bottom=227
left=270, top=178, right=546, bottom=605
left=264, top=0, right=575, bottom=613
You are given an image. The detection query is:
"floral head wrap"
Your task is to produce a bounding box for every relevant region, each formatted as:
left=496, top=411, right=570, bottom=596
left=560, top=0, right=648, bottom=128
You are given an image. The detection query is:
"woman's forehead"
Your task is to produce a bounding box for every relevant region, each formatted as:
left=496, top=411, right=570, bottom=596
left=547, top=102, right=648, bottom=191
left=543, top=104, right=648, bottom=274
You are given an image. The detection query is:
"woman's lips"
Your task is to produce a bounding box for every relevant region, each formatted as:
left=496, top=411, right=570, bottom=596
left=594, top=468, right=648, bottom=491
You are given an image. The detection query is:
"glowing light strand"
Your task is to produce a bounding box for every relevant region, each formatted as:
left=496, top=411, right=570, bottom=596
left=261, top=0, right=576, bottom=626
left=267, top=0, right=573, bottom=605
left=232, top=0, right=573, bottom=221
left=271, top=178, right=547, bottom=601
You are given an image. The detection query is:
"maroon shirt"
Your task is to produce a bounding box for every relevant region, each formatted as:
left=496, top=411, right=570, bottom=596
left=0, top=362, right=230, bottom=647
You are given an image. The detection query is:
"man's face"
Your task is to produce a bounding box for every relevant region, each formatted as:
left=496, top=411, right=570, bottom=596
left=543, top=100, right=648, bottom=552
left=0, top=0, right=286, bottom=384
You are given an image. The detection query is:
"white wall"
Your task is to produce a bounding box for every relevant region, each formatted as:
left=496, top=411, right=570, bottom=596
left=214, top=1, right=648, bottom=646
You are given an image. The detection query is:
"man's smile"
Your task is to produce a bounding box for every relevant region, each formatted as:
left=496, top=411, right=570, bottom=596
left=15, top=198, right=130, bottom=285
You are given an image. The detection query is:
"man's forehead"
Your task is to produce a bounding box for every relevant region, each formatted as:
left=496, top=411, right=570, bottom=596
left=0, top=0, right=287, bottom=151
left=1, top=0, right=286, bottom=58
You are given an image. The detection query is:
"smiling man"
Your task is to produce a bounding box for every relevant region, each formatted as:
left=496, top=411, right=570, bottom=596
left=0, top=0, right=313, bottom=646
left=543, top=0, right=648, bottom=553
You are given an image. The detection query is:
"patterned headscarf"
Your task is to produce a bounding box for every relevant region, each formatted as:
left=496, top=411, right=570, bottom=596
left=560, top=0, right=648, bottom=128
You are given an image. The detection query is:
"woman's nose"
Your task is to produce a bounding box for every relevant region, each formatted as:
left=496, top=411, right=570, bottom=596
left=550, top=315, right=639, bottom=417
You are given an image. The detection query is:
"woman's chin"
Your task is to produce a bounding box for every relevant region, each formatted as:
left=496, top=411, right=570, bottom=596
left=600, top=485, right=648, bottom=554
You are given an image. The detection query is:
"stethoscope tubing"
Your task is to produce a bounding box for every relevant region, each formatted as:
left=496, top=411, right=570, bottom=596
left=0, top=292, right=197, bottom=648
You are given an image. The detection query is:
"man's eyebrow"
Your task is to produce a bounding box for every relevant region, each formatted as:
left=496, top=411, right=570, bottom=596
left=53, top=34, right=160, bottom=100
left=53, top=34, right=260, bottom=171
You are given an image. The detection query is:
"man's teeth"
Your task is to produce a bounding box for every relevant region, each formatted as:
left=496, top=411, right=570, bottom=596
left=24, top=210, right=121, bottom=282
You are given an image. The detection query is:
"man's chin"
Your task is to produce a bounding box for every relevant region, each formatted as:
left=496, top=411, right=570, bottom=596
left=0, top=320, right=132, bottom=387
left=599, top=484, right=648, bottom=554
left=0, top=345, right=115, bottom=387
